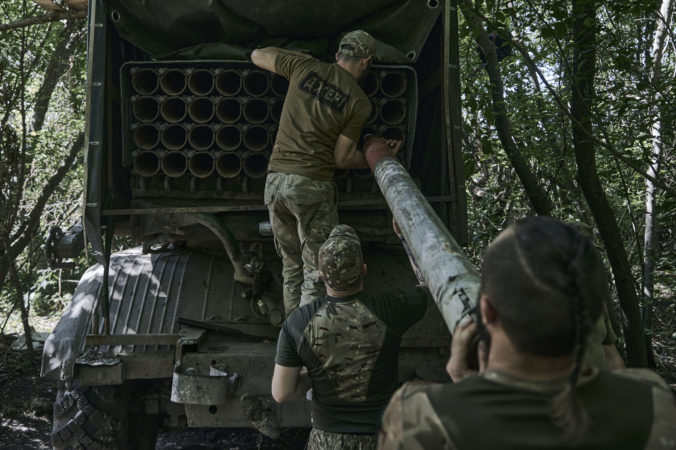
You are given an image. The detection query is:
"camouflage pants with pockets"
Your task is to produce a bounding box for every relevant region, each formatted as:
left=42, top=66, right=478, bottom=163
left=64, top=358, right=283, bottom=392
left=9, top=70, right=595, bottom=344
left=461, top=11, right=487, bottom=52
left=306, top=428, right=377, bottom=450
left=264, top=172, right=338, bottom=315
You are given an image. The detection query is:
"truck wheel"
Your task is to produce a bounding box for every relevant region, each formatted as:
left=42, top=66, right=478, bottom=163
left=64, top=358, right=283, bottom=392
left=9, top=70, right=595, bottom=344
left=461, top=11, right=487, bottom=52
left=51, top=381, right=129, bottom=450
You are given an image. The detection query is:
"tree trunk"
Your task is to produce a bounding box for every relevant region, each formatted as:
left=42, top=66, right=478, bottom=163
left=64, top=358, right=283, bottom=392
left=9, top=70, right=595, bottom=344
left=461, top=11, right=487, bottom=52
left=0, top=19, right=84, bottom=295
left=458, top=0, right=554, bottom=216
left=642, top=0, right=673, bottom=367
left=5, top=254, right=32, bottom=351
left=570, top=0, right=647, bottom=366
left=31, top=20, right=85, bottom=132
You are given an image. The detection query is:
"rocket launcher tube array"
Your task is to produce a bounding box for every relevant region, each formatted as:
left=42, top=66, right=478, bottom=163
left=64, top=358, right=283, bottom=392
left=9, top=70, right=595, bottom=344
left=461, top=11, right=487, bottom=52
left=242, top=152, right=268, bottom=179
left=188, top=152, right=215, bottom=178
left=379, top=99, right=406, bottom=125
left=216, top=152, right=242, bottom=178
left=242, top=125, right=269, bottom=152
left=362, top=71, right=380, bottom=97
left=188, top=97, right=215, bottom=123
left=216, top=125, right=242, bottom=151
left=133, top=151, right=160, bottom=176
left=270, top=98, right=284, bottom=123
left=216, top=69, right=241, bottom=96
left=161, top=151, right=188, bottom=178
left=242, top=98, right=269, bottom=124
left=242, top=69, right=269, bottom=97
left=161, top=97, right=187, bottom=123
left=380, top=71, right=407, bottom=98
left=216, top=98, right=242, bottom=123
left=161, top=124, right=187, bottom=150
left=270, top=74, right=289, bottom=97
left=160, top=68, right=187, bottom=95
left=364, top=136, right=481, bottom=333
left=133, top=124, right=159, bottom=150
left=131, top=68, right=158, bottom=95
left=188, top=125, right=215, bottom=150
left=188, top=69, right=214, bottom=96
left=132, top=97, right=159, bottom=122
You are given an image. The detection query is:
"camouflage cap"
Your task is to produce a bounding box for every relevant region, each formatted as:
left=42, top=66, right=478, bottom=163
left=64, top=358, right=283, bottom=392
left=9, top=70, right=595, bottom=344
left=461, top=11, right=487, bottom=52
left=318, top=224, right=364, bottom=291
left=338, top=30, right=376, bottom=58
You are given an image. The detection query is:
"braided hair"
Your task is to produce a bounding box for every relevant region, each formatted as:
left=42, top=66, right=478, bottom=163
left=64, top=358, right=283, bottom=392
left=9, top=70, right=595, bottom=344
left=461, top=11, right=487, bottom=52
left=480, top=216, right=606, bottom=441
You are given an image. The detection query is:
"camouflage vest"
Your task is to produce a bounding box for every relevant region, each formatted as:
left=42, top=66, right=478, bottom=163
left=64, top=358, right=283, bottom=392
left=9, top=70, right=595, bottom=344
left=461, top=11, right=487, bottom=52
left=275, top=287, right=428, bottom=434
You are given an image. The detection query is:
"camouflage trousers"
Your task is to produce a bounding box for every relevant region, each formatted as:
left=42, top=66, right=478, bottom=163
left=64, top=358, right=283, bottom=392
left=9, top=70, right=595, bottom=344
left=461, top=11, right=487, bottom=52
left=264, top=172, right=338, bottom=315
left=306, top=428, right=377, bottom=450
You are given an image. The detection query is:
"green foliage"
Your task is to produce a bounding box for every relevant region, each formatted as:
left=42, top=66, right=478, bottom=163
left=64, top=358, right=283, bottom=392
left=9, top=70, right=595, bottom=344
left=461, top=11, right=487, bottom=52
left=458, top=0, right=674, bottom=329
left=0, top=0, right=87, bottom=329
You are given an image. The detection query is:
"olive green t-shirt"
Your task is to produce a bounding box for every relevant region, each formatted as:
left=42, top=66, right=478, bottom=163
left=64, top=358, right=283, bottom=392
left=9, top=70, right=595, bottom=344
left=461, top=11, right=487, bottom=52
left=269, top=54, right=372, bottom=181
left=380, top=368, right=676, bottom=449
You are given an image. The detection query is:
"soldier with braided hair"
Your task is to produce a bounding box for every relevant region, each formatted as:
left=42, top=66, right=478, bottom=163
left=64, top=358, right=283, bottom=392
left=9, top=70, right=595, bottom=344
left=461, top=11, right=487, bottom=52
left=378, top=216, right=676, bottom=449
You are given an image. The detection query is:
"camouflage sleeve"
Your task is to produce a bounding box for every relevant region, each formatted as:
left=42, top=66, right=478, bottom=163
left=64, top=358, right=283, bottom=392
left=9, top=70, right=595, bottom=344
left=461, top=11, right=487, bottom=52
left=378, top=382, right=456, bottom=450
left=340, top=97, right=371, bottom=144
left=644, top=384, right=676, bottom=449
left=614, top=368, right=670, bottom=389
left=612, top=367, right=676, bottom=448
left=275, top=53, right=314, bottom=79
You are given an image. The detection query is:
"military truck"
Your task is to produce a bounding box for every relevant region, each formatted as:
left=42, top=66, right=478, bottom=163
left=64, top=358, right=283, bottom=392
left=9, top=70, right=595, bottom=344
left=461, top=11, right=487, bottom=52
left=41, top=1, right=467, bottom=448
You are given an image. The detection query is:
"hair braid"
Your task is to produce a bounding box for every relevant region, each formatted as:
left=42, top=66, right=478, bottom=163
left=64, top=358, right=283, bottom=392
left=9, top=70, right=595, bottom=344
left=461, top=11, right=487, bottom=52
left=551, top=234, right=592, bottom=442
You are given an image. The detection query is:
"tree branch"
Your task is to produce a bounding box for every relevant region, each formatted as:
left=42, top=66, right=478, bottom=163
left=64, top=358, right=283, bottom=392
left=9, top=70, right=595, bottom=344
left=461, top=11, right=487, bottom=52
left=31, top=21, right=85, bottom=132
left=9, top=131, right=84, bottom=260
left=458, top=0, right=554, bottom=215
left=464, top=4, right=676, bottom=197
left=0, top=10, right=85, bottom=33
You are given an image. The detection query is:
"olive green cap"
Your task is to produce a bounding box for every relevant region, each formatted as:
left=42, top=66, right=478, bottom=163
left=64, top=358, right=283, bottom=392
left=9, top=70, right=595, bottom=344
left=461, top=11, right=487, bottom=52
left=338, top=30, right=376, bottom=58
left=318, top=225, right=363, bottom=290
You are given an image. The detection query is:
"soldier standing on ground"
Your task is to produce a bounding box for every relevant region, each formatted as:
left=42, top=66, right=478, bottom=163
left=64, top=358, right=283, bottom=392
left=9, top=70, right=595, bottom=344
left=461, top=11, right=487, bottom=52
left=271, top=224, right=427, bottom=450
left=251, top=31, right=402, bottom=315
left=378, top=216, right=676, bottom=449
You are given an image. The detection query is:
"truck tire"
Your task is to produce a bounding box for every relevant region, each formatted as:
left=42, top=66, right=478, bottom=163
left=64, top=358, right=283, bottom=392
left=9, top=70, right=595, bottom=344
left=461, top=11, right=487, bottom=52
left=51, top=381, right=129, bottom=450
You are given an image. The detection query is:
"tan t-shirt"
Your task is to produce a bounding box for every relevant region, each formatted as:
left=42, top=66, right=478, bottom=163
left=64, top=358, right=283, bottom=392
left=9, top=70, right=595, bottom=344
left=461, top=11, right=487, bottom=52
left=269, top=54, right=371, bottom=180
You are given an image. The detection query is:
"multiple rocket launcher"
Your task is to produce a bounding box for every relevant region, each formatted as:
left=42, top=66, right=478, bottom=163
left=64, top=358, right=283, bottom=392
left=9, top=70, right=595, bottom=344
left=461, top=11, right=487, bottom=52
left=123, top=62, right=412, bottom=196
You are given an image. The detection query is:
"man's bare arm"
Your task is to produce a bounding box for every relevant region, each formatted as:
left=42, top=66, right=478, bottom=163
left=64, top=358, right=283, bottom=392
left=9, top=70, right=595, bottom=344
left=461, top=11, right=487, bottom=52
left=251, top=47, right=307, bottom=73
left=271, top=364, right=311, bottom=403
left=334, top=134, right=368, bottom=169
left=335, top=134, right=403, bottom=169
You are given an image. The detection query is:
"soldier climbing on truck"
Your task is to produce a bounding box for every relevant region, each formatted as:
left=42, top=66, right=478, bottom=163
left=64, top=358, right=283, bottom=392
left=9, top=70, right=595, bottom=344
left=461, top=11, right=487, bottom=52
left=251, top=30, right=402, bottom=315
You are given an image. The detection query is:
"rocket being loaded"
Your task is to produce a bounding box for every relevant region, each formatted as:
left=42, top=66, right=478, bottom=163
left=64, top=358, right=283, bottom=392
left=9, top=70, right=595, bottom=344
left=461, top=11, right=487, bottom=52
left=364, top=135, right=481, bottom=334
